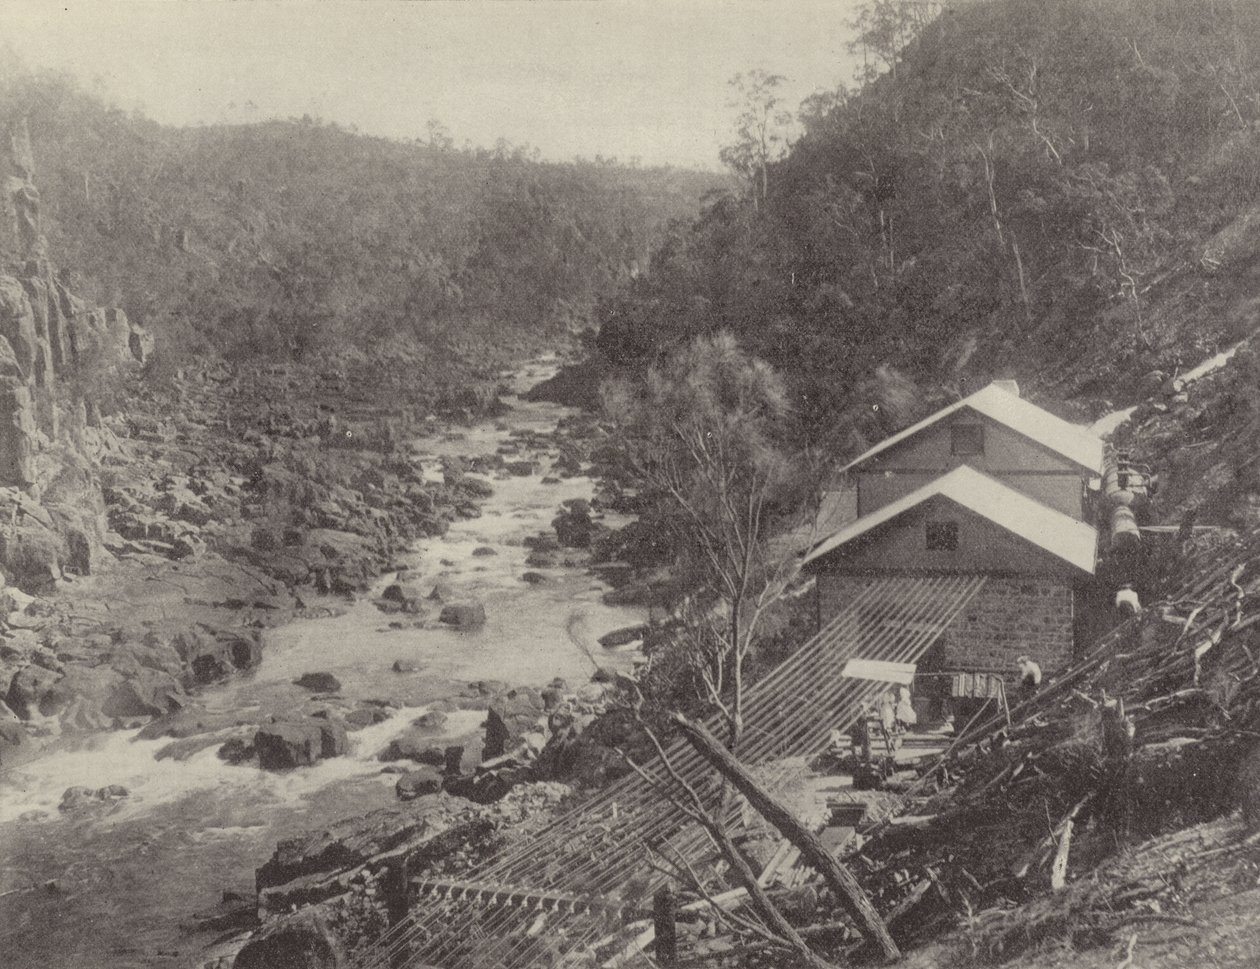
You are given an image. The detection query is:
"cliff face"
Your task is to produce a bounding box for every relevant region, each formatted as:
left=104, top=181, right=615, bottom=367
left=0, top=116, right=143, bottom=587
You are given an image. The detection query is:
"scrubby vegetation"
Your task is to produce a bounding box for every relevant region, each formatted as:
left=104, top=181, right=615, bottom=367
left=0, top=53, right=722, bottom=364
left=596, top=0, right=1260, bottom=454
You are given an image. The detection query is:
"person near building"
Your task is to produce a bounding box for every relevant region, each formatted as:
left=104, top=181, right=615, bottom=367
left=1017, top=655, right=1042, bottom=704
left=894, top=684, right=917, bottom=731
left=878, top=689, right=901, bottom=756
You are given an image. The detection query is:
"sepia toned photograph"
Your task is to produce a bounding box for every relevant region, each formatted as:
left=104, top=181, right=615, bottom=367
left=2, top=2, right=1260, bottom=967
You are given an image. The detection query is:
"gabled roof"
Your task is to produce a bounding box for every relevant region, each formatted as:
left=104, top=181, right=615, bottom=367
left=842, top=383, right=1104, bottom=474
left=801, top=465, right=1097, bottom=574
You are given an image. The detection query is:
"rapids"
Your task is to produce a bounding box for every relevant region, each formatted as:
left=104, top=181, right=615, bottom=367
left=0, top=357, right=645, bottom=969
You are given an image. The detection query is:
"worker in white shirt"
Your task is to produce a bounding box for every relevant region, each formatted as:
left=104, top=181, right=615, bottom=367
left=1017, top=655, right=1042, bottom=704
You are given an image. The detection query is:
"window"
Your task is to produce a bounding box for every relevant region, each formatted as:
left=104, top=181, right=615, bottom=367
left=925, top=520, right=959, bottom=551
left=951, top=424, right=985, bottom=456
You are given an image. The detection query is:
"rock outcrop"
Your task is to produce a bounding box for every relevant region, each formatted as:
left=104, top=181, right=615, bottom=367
left=255, top=719, right=348, bottom=771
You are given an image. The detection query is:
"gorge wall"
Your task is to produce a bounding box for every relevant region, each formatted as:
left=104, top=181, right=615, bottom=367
left=0, top=116, right=146, bottom=587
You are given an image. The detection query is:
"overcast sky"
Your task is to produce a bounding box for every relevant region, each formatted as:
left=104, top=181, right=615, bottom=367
left=2, top=0, right=867, bottom=170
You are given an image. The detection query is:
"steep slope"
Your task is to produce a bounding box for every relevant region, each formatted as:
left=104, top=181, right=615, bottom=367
left=594, top=0, right=1260, bottom=454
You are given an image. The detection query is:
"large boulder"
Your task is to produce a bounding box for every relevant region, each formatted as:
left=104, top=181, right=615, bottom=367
left=483, top=689, right=545, bottom=760
left=380, top=579, right=427, bottom=613
left=255, top=720, right=347, bottom=770
left=102, top=668, right=185, bottom=718
left=438, top=602, right=486, bottom=630
left=6, top=662, right=61, bottom=718
left=173, top=627, right=262, bottom=684
left=59, top=784, right=129, bottom=813
left=395, top=766, right=444, bottom=801
left=293, top=672, right=342, bottom=694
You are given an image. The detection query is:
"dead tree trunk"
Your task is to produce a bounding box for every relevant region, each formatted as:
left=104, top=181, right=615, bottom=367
left=674, top=714, right=902, bottom=963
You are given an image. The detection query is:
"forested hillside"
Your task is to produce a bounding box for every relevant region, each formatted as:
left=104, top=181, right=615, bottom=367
left=596, top=0, right=1260, bottom=454
left=0, top=57, right=722, bottom=363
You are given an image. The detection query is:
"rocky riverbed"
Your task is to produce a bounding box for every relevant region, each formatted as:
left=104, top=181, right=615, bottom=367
left=0, top=355, right=649, bottom=969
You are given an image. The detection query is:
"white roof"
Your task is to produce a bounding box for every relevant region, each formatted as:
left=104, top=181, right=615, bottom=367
left=841, top=659, right=917, bottom=685
left=801, top=465, right=1097, bottom=574
left=842, top=383, right=1104, bottom=474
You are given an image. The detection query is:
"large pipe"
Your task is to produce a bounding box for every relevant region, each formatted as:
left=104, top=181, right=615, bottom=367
left=1110, top=504, right=1140, bottom=549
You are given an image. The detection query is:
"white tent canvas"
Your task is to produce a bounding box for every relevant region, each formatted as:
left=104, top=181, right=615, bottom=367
left=840, top=659, right=918, bottom=685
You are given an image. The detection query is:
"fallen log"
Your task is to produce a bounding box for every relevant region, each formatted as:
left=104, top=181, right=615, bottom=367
left=673, top=714, right=901, bottom=963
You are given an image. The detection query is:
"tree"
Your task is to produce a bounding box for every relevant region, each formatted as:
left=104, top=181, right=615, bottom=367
left=603, top=333, right=809, bottom=750
left=424, top=118, right=454, bottom=151
left=719, top=70, right=794, bottom=209
left=847, top=1, right=938, bottom=84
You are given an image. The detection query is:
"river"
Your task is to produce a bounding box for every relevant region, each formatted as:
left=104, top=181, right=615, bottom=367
left=0, top=357, right=644, bottom=969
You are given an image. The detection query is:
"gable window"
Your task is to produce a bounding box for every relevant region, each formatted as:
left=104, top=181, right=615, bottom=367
left=951, top=424, right=985, bottom=456
left=925, top=520, right=959, bottom=551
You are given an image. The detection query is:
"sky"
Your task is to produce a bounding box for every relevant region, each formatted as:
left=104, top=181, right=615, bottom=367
left=1, top=0, right=868, bottom=171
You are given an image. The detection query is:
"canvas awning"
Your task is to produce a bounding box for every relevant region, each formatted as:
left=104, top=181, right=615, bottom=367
left=840, top=659, right=917, bottom=685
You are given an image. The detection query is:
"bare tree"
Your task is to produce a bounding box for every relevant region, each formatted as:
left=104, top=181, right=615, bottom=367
left=603, top=333, right=809, bottom=751
left=719, top=70, right=794, bottom=209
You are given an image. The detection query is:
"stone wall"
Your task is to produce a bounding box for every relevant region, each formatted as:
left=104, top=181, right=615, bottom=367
left=816, top=571, right=1076, bottom=679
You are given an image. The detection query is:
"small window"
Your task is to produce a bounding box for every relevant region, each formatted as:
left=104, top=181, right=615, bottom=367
left=951, top=424, right=985, bottom=456
left=926, top=520, right=959, bottom=551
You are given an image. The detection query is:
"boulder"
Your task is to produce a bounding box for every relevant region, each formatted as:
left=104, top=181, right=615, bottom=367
left=345, top=706, right=392, bottom=730
left=483, top=689, right=545, bottom=760
left=255, top=720, right=347, bottom=770
left=395, top=766, right=444, bottom=801
left=411, top=710, right=448, bottom=732
left=217, top=738, right=256, bottom=765
left=6, top=662, right=61, bottom=718
left=521, top=571, right=548, bottom=585
left=175, top=627, right=262, bottom=684
left=391, top=659, right=419, bottom=674
left=438, top=602, right=486, bottom=629
left=381, top=734, right=447, bottom=766
left=59, top=784, right=129, bottom=813
left=427, top=581, right=458, bottom=603
left=293, top=672, right=342, bottom=694
left=444, top=745, right=469, bottom=775
left=381, top=579, right=427, bottom=604
left=471, top=546, right=498, bottom=557
left=103, top=669, right=185, bottom=718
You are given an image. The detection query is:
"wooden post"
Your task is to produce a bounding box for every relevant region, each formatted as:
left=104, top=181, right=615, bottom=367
left=674, top=714, right=901, bottom=963
left=653, top=885, right=678, bottom=967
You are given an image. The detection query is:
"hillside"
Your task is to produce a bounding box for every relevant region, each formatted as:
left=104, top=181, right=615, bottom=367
left=593, top=0, right=1260, bottom=458
left=0, top=58, right=723, bottom=363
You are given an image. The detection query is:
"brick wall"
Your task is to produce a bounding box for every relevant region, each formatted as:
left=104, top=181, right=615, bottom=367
left=949, top=576, right=1074, bottom=674
left=816, top=572, right=1075, bottom=678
